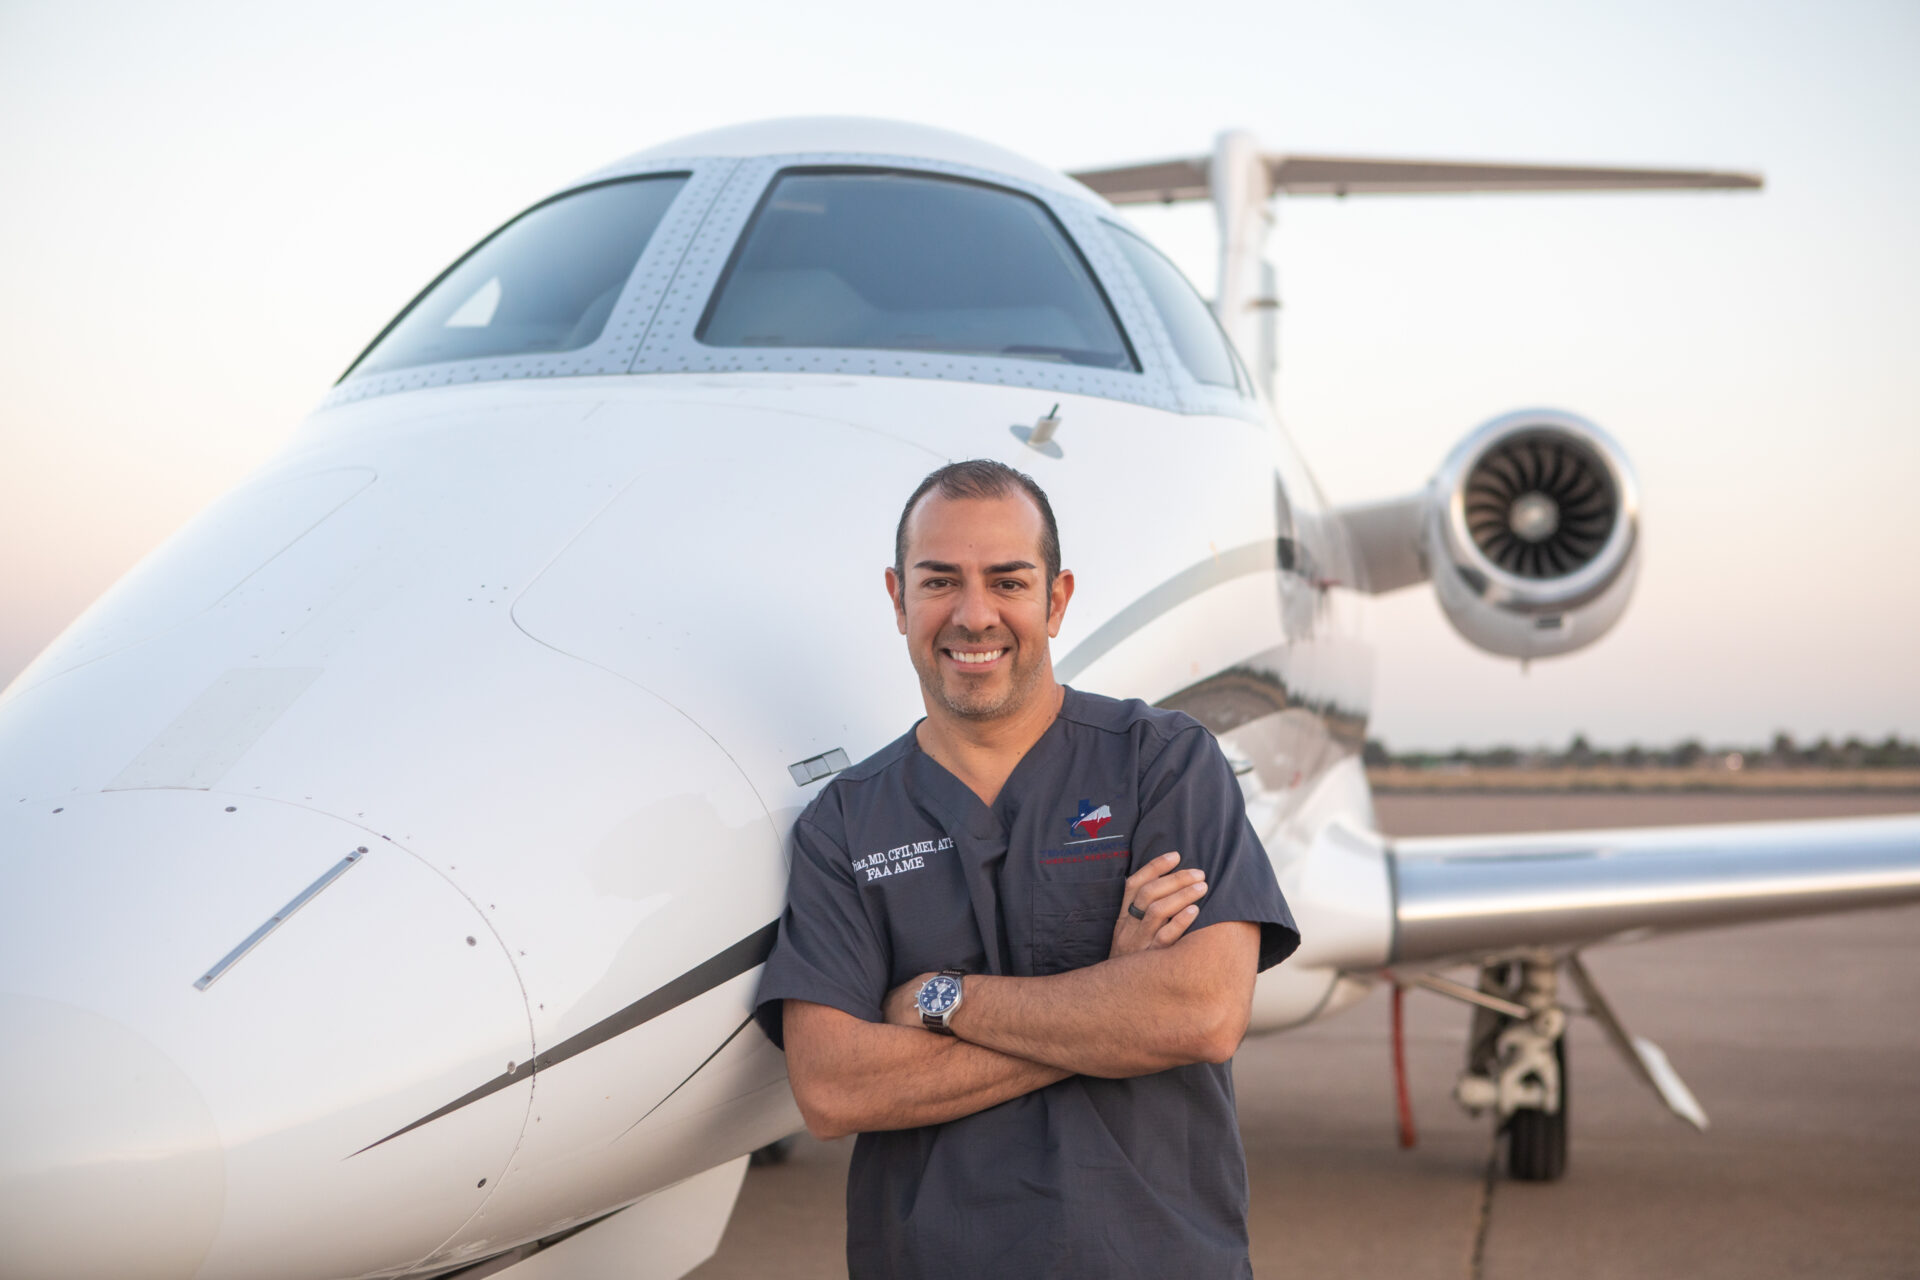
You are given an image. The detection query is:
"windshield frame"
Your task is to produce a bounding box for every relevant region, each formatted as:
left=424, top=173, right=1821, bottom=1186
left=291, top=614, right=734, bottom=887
left=624, top=153, right=1188, bottom=411
left=1102, top=221, right=1251, bottom=396
left=691, top=165, right=1141, bottom=375
left=325, top=160, right=725, bottom=407
left=318, top=148, right=1269, bottom=423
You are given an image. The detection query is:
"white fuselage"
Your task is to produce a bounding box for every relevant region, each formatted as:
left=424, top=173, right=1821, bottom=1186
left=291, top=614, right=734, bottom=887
left=0, top=369, right=1391, bottom=1279
left=13, top=109, right=1873, bottom=1278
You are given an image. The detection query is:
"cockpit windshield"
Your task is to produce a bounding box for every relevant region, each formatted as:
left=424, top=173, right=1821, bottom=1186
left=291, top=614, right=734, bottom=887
left=1106, top=225, right=1243, bottom=391
left=347, top=174, right=687, bottom=378
left=697, top=170, right=1137, bottom=371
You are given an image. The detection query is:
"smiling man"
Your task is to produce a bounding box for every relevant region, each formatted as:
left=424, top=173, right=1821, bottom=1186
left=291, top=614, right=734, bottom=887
left=753, top=459, right=1299, bottom=1280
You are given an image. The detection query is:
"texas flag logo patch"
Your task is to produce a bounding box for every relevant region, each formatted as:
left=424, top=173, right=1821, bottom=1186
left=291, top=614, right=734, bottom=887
left=1069, top=800, right=1113, bottom=840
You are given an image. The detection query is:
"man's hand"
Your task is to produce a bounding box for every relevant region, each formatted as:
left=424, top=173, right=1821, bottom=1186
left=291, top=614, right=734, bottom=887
left=1110, top=851, right=1207, bottom=957
left=951, top=922, right=1260, bottom=1077
left=882, top=852, right=1206, bottom=1029
left=882, top=855, right=1206, bottom=1028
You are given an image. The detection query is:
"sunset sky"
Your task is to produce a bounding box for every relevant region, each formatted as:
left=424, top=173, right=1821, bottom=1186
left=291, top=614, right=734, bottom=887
left=2, top=0, right=1914, bottom=751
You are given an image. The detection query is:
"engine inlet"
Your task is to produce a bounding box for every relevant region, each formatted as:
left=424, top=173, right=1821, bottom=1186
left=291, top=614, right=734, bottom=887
left=1463, top=434, right=1617, bottom=579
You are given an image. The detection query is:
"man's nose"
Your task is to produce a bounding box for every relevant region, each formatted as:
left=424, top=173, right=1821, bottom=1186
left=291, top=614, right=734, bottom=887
left=952, top=579, right=999, bottom=632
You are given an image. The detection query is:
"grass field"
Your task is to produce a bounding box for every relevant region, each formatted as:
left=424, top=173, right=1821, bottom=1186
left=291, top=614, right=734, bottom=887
left=1366, top=766, right=1920, bottom=793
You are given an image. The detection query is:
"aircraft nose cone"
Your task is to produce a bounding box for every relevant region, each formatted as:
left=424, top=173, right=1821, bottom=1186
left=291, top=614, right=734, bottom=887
left=0, top=993, right=224, bottom=1280
left=0, top=790, right=534, bottom=1280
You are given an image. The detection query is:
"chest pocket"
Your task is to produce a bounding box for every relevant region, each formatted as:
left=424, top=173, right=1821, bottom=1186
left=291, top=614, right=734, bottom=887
left=1030, top=877, right=1124, bottom=976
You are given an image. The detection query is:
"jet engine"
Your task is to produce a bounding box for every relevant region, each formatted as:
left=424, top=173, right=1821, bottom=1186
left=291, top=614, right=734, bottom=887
left=1339, top=409, right=1641, bottom=662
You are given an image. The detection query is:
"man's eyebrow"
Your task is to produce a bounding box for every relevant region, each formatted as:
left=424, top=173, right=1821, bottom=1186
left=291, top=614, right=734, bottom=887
left=910, top=560, right=1039, bottom=575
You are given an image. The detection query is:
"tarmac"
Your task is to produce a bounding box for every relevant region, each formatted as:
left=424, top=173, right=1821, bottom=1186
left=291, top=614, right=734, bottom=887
left=688, top=792, right=1920, bottom=1280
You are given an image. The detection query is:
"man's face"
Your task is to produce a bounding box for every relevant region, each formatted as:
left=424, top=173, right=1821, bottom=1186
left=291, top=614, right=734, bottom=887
left=887, top=490, right=1073, bottom=724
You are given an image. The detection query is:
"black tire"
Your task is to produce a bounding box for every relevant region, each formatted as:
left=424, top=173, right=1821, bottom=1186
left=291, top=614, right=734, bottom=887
left=1504, top=1036, right=1568, bottom=1181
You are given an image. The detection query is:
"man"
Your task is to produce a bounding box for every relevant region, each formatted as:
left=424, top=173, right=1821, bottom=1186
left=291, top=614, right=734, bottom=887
left=753, top=459, right=1299, bottom=1279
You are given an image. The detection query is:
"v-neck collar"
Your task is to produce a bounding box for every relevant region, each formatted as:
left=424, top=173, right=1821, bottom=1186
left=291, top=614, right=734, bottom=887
left=906, top=687, right=1076, bottom=835
left=904, top=689, right=1078, bottom=976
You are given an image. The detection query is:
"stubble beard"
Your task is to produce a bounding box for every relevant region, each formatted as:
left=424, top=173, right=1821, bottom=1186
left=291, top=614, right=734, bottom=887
left=917, top=632, right=1047, bottom=722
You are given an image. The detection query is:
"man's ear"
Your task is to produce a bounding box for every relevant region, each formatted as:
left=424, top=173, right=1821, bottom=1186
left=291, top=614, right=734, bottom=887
left=1046, top=568, right=1075, bottom=638
left=885, top=566, right=908, bottom=635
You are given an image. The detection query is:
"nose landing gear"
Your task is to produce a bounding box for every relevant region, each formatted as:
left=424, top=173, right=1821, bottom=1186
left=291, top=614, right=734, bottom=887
left=1452, top=955, right=1569, bottom=1181
left=1393, top=951, right=1706, bottom=1182
left=1503, top=1036, right=1568, bottom=1181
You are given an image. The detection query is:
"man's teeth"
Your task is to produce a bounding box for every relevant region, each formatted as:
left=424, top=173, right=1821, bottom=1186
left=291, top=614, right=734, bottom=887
left=949, top=649, right=1006, bottom=665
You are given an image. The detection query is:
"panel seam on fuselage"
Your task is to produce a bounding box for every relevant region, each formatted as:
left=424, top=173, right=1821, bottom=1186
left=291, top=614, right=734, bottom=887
left=1055, top=538, right=1279, bottom=684
left=350, top=921, right=778, bottom=1155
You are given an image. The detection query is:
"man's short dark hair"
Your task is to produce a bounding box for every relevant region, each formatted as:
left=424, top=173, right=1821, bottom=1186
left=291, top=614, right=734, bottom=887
left=894, top=459, right=1061, bottom=587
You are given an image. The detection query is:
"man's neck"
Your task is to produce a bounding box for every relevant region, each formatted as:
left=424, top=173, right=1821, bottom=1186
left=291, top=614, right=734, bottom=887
left=916, top=680, right=1066, bottom=808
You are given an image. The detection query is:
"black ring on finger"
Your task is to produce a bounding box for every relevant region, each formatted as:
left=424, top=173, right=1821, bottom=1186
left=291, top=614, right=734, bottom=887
left=1127, top=902, right=1147, bottom=920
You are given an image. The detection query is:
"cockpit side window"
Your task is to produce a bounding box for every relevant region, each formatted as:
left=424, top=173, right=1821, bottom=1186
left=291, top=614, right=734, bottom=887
left=1105, top=224, right=1242, bottom=391
left=696, top=169, right=1138, bottom=372
left=345, top=174, right=689, bottom=379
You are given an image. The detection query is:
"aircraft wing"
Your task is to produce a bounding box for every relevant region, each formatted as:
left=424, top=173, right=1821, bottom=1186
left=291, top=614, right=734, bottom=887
left=1069, top=153, right=1762, bottom=204
left=1386, top=813, right=1920, bottom=967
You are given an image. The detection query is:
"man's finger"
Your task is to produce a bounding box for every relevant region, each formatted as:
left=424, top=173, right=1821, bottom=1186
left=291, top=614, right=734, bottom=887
left=1130, top=867, right=1206, bottom=914
left=1110, top=858, right=1205, bottom=957
left=1123, top=851, right=1181, bottom=896
left=1153, top=903, right=1201, bottom=947
left=1139, top=879, right=1206, bottom=925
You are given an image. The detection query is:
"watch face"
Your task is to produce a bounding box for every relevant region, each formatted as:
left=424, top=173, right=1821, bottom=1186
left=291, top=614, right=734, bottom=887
left=918, top=975, right=960, bottom=1015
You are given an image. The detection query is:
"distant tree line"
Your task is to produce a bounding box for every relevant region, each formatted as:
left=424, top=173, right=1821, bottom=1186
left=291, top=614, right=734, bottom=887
left=1364, top=732, right=1920, bottom=771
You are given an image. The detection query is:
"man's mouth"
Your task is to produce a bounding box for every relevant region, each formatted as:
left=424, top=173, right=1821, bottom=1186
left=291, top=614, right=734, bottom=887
left=945, top=647, right=1007, bottom=667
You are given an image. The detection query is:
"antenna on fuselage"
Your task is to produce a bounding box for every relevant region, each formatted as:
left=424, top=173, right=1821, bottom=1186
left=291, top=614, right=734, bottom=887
left=1069, top=139, right=1762, bottom=403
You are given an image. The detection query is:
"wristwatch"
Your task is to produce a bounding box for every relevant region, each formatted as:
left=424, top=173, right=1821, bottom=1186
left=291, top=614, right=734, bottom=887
left=915, top=968, right=966, bottom=1034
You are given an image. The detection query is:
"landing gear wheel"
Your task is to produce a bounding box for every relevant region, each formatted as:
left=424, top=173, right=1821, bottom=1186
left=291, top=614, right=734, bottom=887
left=1504, top=1036, right=1567, bottom=1181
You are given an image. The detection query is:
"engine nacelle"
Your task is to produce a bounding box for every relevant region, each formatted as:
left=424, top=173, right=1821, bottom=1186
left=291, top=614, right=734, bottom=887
left=1427, top=409, right=1641, bottom=661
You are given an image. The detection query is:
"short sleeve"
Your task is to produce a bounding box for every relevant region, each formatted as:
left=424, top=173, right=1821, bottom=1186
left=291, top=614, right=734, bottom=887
left=1134, top=724, right=1300, bottom=971
left=752, top=811, right=893, bottom=1049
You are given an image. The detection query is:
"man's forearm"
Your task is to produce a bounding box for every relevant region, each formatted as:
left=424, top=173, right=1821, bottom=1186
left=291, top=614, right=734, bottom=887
left=784, top=1000, right=1069, bottom=1140
left=947, top=923, right=1258, bottom=1077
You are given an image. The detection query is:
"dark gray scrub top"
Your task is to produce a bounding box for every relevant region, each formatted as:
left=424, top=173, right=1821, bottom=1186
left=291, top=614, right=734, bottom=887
left=754, top=688, right=1301, bottom=1280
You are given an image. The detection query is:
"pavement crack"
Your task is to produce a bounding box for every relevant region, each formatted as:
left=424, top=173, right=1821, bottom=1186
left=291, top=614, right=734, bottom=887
left=1468, top=1125, right=1500, bottom=1280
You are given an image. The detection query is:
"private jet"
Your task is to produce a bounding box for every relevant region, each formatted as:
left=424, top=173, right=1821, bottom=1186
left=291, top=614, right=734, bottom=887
left=3, top=116, right=1915, bottom=1280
